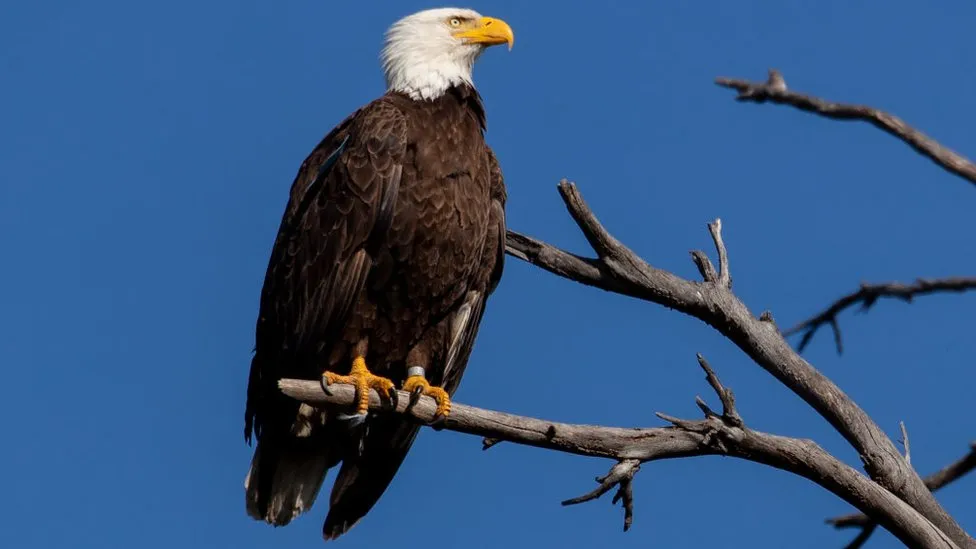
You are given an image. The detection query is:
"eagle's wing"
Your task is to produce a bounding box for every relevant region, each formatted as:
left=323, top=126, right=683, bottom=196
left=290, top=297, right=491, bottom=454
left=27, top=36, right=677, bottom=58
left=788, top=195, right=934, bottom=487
left=440, top=145, right=507, bottom=393
left=247, top=98, right=406, bottom=441
left=244, top=98, right=406, bottom=525
left=320, top=146, right=507, bottom=541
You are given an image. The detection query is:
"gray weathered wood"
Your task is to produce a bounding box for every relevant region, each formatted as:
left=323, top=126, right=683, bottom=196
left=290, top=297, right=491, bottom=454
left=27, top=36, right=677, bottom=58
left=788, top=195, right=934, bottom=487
left=715, top=71, right=976, bottom=189
left=829, top=443, right=976, bottom=529
left=784, top=277, right=976, bottom=353
left=503, top=181, right=973, bottom=549
left=278, top=377, right=958, bottom=549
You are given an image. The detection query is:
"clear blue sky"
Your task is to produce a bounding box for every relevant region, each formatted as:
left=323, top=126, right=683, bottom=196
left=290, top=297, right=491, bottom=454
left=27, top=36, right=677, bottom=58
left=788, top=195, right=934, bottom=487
left=1, top=1, right=973, bottom=548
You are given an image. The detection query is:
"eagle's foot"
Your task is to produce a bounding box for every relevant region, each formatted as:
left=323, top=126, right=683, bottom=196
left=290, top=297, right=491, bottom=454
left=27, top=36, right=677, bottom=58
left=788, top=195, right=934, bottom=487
left=402, top=373, right=450, bottom=425
left=321, top=356, right=397, bottom=416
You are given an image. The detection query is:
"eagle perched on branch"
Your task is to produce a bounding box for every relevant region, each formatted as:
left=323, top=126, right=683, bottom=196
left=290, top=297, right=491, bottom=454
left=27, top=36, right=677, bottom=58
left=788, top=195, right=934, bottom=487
left=244, top=6, right=513, bottom=541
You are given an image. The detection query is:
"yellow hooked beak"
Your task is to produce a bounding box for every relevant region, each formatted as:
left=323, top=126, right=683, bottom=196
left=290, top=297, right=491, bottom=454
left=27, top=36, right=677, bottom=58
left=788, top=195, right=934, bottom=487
left=453, top=17, right=514, bottom=50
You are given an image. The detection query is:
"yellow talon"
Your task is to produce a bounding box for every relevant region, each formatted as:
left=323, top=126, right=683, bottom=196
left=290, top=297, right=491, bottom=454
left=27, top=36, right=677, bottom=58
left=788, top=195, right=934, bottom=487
left=322, top=356, right=396, bottom=415
left=402, top=375, right=451, bottom=419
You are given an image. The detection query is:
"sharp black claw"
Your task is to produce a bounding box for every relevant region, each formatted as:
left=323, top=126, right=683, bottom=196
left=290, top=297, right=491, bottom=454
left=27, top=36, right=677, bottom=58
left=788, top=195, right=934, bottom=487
left=409, top=386, right=423, bottom=406
left=430, top=414, right=447, bottom=430
left=388, top=387, right=399, bottom=410
left=320, top=376, right=333, bottom=396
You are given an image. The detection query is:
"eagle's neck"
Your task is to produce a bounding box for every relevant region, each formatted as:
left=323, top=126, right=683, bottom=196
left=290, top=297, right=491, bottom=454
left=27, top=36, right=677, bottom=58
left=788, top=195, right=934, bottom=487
left=381, top=38, right=481, bottom=101
left=385, top=65, right=475, bottom=102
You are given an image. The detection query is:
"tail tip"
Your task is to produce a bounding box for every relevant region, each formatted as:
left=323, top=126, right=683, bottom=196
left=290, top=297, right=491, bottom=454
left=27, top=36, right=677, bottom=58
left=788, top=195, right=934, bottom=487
left=322, top=518, right=359, bottom=542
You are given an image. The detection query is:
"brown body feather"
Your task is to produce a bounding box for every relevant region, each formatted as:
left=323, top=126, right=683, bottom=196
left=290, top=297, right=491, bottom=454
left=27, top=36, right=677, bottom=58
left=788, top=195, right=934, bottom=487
left=244, top=84, right=506, bottom=540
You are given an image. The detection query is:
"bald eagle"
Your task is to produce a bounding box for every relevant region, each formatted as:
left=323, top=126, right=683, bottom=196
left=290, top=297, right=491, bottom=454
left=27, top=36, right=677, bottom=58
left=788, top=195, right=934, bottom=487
left=244, top=7, right=513, bottom=541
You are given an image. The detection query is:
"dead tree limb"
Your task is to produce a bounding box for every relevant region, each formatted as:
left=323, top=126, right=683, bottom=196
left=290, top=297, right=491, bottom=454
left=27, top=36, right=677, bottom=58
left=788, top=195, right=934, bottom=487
left=841, top=524, right=880, bottom=549
left=502, top=180, right=973, bottom=549
left=277, top=356, right=959, bottom=549
left=715, top=69, right=976, bottom=189
left=782, top=277, right=976, bottom=353
left=900, top=422, right=912, bottom=466
left=561, top=459, right=639, bottom=532
left=827, top=443, right=976, bottom=547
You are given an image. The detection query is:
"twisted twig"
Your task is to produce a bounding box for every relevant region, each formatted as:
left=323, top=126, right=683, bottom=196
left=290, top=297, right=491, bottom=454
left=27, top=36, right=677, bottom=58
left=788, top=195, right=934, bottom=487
left=715, top=70, right=976, bottom=188
left=782, top=278, right=976, bottom=353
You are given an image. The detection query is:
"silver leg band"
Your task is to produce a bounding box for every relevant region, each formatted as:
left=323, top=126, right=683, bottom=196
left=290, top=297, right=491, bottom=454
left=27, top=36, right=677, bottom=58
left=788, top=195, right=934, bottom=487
left=406, top=366, right=426, bottom=378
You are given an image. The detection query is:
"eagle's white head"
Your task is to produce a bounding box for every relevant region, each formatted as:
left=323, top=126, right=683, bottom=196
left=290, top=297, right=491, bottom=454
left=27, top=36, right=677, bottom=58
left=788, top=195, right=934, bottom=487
left=381, top=7, right=514, bottom=101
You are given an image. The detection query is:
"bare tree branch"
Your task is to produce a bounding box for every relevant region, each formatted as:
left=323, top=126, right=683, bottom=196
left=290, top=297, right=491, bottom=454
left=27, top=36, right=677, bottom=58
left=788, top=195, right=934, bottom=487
left=503, top=181, right=974, bottom=548
left=690, top=250, right=718, bottom=282
left=842, top=524, right=879, bottom=549
left=715, top=70, right=976, bottom=189
left=277, top=365, right=959, bottom=549
left=695, top=353, right=742, bottom=427
left=481, top=437, right=503, bottom=451
left=708, top=219, right=731, bottom=288
left=900, top=422, right=912, bottom=466
left=829, top=420, right=920, bottom=549
left=561, top=459, right=639, bottom=532
left=828, top=442, right=976, bottom=530
left=781, top=277, right=976, bottom=353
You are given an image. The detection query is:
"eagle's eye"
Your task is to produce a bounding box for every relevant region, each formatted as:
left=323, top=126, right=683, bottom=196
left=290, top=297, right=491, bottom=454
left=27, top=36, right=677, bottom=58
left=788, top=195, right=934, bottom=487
left=448, top=18, right=462, bottom=27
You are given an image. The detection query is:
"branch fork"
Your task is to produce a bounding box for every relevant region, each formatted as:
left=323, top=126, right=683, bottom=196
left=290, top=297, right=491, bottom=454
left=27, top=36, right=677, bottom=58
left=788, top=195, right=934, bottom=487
left=691, top=220, right=732, bottom=289
left=826, top=442, right=976, bottom=548
left=562, top=459, right=640, bottom=532
left=657, top=354, right=747, bottom=459
left=563, top=355, right=744, bottom=532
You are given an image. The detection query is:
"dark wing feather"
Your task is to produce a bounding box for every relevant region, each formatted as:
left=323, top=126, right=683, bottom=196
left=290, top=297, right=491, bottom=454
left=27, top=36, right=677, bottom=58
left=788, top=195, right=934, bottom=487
left=440, top=145, right=507, bottom=392
left=247, top=99, right=407, bottom=441
left=244, top=99, right=406, bottom=522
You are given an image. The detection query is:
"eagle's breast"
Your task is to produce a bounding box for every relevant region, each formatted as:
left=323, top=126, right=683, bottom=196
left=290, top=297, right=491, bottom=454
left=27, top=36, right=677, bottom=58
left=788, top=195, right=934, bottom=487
left=364, top=87, right=492, bottom=341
